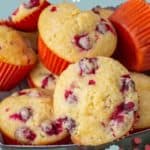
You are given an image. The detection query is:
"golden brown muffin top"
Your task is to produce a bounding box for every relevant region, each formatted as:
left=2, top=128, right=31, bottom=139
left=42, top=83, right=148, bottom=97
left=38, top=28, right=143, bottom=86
left=0, top=25, right=36, bottom=65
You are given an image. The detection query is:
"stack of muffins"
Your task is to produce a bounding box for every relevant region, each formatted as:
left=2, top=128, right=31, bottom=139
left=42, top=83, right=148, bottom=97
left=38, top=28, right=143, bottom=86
left=0, top=0, right=149, bottom=146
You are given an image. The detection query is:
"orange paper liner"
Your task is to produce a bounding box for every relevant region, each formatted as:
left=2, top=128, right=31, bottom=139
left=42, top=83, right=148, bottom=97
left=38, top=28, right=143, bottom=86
left=8, top=1, right=50, bottom=32
left=38, top=36, right=70, bottom=75
left=0, top=62, right=34, bottom=91
left=110, top=0, right=150, bottom=72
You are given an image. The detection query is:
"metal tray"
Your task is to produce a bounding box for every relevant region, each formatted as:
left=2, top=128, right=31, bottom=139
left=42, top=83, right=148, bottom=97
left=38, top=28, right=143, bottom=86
left=0, top=0, right=150, bottom=149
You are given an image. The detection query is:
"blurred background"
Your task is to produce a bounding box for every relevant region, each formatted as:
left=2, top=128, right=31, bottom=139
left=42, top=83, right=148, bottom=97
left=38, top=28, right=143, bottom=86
left=0, top=0, right=149, bottom=18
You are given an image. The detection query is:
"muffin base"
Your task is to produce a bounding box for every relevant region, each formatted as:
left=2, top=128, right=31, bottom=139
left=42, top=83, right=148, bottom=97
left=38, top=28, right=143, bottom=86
left=0, top=62, right=35, bottom=91
left=38, top=36, right=70, bottom=75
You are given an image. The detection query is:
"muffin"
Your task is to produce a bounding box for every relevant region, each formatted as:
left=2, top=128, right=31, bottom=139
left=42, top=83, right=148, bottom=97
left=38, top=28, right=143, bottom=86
left=8, top=0, right=50, bottom=31
left=0, top=88, right=68, bottom=145
left=131, top=73, right=150, bottom=130
left=28, top=62, right=58, bottom=91
left=110, top=0, right=150, bottom=71
left=0, top=25, right=36, bottom=90
left=38, top=3, right=117, bottom=75
left=92, top=5, right=114, bottom=18
left=54, top=57, right=138, bottom=145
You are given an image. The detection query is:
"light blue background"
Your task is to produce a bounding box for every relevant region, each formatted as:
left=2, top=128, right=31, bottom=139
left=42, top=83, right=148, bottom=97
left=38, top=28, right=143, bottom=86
left=0, top=0, right=149, bottom=19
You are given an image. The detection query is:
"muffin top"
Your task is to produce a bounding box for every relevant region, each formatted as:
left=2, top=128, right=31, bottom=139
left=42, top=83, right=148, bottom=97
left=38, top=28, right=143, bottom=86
left=29, top=62, right=58, bottom=90
left=11, top=0, right=47, bottom=22
left=38, top=3, right=117, bottom=62
left=54, top=57, right=138, bottom=145
left=0, top=88, right=68, bottom=145
left=0, top=25, right=36, bottom=65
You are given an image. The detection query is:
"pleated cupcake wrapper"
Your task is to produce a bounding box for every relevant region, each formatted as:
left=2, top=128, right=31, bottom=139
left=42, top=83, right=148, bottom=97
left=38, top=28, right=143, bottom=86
left=27, top=75, right=36, bottom=88
left=38, top=36, right=70, bottom=75
left=0, top=62, right=34, bottom=91
left=5, top=1, right=50, bottom=32
left=110, top=0, right=150, bottom=71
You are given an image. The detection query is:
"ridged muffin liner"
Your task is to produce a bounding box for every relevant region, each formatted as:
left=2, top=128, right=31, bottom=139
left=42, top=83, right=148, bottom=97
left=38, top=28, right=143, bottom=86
left=110, top=0, right=150, bottom=71
left=0, top=61, right=35, bottom=91
left=6, top=1, right=50, bottom=32
left=38, top=36, right=70, bottom=75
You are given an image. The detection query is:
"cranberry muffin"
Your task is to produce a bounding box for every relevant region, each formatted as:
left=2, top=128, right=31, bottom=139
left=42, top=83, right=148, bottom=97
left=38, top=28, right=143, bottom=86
left=38, top=3, right=117, bottom=74
left=9, top=0, right=50, bottom=31
left=28, top=62, right=58, bottom=91
left=54, top=57, right=138, bottom=145
left=0, top=89, right=68, bottom=145
left=0, top=25, right=36, bottom=90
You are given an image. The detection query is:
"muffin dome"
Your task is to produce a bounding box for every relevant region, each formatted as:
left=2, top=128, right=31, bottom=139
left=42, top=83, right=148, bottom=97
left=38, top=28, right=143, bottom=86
left=54, top=57, right=138, bottom=145
left=0, top=25, right=36, bottom=65
left=38, top=3, right=117, bottom=63
left=0, top=89, right=68, bottom=145
left=11, top=0, right=47, bottom=22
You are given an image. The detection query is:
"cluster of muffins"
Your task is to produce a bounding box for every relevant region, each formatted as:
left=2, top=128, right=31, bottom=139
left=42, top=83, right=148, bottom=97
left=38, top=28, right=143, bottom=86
left=0, top=0, right=149, bottom=146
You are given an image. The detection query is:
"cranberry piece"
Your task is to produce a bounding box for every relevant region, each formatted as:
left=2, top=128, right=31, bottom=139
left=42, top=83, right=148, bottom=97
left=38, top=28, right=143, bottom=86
left=63, top=117, right=76, bottom=133
left=96, top=19, right=114, bottom=34
left=41, top=121, right=55, bottom=136
left=64, top=90, right=78, bottom=104
left=24, top=0, right=40, bottom=9
left=41, top=117, right=76, bottom=136
left=15, top=127, right=36, bottom=142
left=50, top=6, right=57, bottom=12
left=10, top=113, right=23, bottom=121
left=92, top=5, right=101, bottom=15
left=19, top=107, right=32, bottom=122
left=79, top=58, right=98, bottom=76
left=110, top=102, right=124, bottom=121
left=110, top=101, right=135, bottom=123
left=124, top=102, right=135, bottom=111
left=41, top=119, right=65, bottom=136
left=10, top=107, right=32, bottom=122
left=56, top=117, right=76, bottom=133
left=41, top=74, right=56, bottom=89
left=88, top=80, right=96, bottom=85
left=115, top=115, right=124, bottom=123
left=120, top=74, right=135, bottom=93
left=73, top=34, right=92, bottom=51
